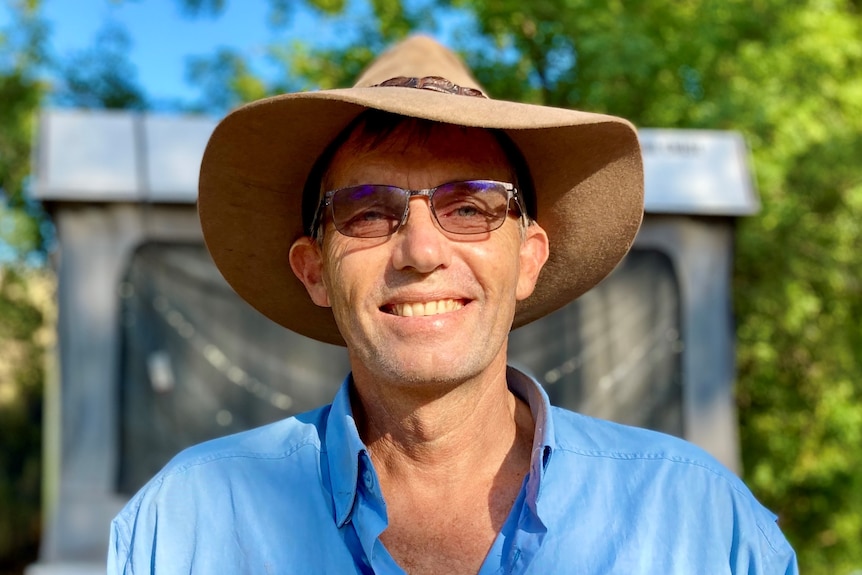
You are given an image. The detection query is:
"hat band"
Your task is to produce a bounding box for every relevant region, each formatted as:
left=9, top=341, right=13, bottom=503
left=370, top=76, right=487, bottom=98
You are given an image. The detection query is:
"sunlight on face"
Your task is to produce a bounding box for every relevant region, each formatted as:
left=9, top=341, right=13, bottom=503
left=291, top=119, right=549, bottom=392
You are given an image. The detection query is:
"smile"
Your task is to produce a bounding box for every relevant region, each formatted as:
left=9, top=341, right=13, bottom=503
left=384, top=299, right=465, bottom=317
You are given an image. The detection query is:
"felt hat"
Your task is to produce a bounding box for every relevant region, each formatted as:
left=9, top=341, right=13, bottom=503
left=198, top=35, right=644, bottom=346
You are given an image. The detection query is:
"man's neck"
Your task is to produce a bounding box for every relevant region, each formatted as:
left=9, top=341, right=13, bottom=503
left=350, top=361, right=535, bottom=575
left=350, top=359, right=534, bottom=484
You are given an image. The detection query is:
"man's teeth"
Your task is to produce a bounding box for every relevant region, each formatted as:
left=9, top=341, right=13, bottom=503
left=391, top=299, right=463, bottom=317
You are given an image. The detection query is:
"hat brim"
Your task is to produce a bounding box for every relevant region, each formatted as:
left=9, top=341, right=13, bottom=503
left=198, top=87, right=644, bottom=346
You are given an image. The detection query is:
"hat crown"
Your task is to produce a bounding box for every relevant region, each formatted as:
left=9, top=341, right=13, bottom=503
left=353, top=35, right=486, bottom=94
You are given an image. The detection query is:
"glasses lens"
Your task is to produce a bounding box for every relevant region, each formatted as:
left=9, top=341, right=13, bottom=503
left=431, top=181, right=511, bottom=234
left=330, top=185, right=407, bottom=238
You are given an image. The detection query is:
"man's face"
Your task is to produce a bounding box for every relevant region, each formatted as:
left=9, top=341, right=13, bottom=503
left=290, top=122, right=549, bottom=390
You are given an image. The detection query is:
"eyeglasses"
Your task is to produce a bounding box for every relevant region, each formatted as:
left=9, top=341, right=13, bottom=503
left=311, top=180, right=524, bottom=239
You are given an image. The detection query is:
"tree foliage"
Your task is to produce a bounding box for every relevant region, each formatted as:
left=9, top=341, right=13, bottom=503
left=0, top=0, right=46, bottom=259
left=0, top=266, right=50, bottom=575
left=52, top=19, right=148, bottom=110
left=176, top=1, right=861, bottom=571
left=186, top=47, right=268, bottom=113
left=179, top=0, right=435, bottom=114
left=0, top=2, right=48, bottom=572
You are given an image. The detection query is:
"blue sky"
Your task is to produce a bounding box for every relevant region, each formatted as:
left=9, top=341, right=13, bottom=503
left=0, top=0, right=474, bottom=109
left=12, top=0, right=347, bottom=105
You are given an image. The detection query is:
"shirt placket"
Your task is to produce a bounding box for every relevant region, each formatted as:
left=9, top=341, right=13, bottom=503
left=350, top=450, right=406, bottom=575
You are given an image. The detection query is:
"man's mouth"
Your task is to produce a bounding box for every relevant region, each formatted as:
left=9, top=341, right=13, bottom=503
left=383, top=299, right=465, bottom=317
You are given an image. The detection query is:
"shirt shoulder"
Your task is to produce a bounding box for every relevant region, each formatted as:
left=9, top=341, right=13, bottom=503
left=545, top=407, right=797, bottom=573
left=113, top=404, right=333, bottom=530
left=551, top=406, right=731, bottom=473
left=162, top=403, right=331, bottom=475
left=107, top=403, right=372, bottom=574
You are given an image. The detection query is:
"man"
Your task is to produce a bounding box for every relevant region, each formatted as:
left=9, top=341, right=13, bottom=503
left=109, top=35, right=798, bottom=574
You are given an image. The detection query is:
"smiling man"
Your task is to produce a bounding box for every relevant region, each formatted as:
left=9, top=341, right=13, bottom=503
left=108, top=36, right=798, bottom=575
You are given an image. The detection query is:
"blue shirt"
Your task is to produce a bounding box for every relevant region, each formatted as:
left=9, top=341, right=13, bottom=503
left=109, top=368, right=798, bottom=574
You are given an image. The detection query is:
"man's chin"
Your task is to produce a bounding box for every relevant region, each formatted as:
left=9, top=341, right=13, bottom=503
left=360, top=349, right=481, bottom=387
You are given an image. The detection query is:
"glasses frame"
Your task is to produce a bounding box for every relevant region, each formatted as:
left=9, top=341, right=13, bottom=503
left=310, top=179, right=526, bottom=239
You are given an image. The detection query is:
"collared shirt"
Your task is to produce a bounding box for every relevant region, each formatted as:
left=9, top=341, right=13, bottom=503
left=109, top=368, right=798, bottom=574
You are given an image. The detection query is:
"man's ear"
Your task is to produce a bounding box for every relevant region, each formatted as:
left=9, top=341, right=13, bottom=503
left=288, top=237, right=331, bottom=307
left=516, top=224, right=550, bottom=301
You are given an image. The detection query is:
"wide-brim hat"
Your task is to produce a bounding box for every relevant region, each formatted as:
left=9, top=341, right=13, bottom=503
left=198, top=35, right=644, bottom=346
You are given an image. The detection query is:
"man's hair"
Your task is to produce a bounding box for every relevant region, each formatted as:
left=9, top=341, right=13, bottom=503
left=300, top=109, right=537, bottom=237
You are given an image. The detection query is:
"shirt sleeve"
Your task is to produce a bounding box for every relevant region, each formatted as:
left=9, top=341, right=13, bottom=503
left=770, top=533, right=799, bottom=575
left=745, top=516, right=799, bottom=575
left=107, top=516, right=133, bottom=575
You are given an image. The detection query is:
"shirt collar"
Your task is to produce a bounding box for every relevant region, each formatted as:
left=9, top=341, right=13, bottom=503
left=507, top=366, right=555, bottom=518
left=325, top=374, right=368, bottom=527
left=324, top=367, right=556, bottom=527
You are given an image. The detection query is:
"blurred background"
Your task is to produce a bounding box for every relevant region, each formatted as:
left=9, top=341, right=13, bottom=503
left=0, top=0, right=860, bottom=573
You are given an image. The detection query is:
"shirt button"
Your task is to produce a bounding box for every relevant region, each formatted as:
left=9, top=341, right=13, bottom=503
left=363, top=469, right=375, bottom=490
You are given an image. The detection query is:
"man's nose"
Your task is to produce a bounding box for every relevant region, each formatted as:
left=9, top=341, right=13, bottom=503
left=390, top=197, right=451, bottom=273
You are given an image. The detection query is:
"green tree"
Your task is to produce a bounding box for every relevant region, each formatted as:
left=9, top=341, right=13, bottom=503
left=52, top=19, right=148, bottom=110
left=0, top=1, right=48, bottom=572
left=180, top=0, right=421, bottom=114
left=0, top=0, right=46, bottom=259
left=0, top=266, right=51, bottom=575
left=185, top=47, right=268, bottom=113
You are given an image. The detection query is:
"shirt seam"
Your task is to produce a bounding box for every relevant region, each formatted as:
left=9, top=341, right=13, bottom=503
left=118, top=439, right=323, bottom=522
left=129, top=439, right=323, bottom=496
left=167, top=439, right=322, bottom=477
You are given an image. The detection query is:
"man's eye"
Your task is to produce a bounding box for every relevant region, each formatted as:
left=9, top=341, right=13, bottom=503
left=339, top=203, right=397, bottom=223
left=439, top=199, right=495, bottom=220
left=453, top=204, right=481, bottom=218
left=360, top=209, right=390, bottom=221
